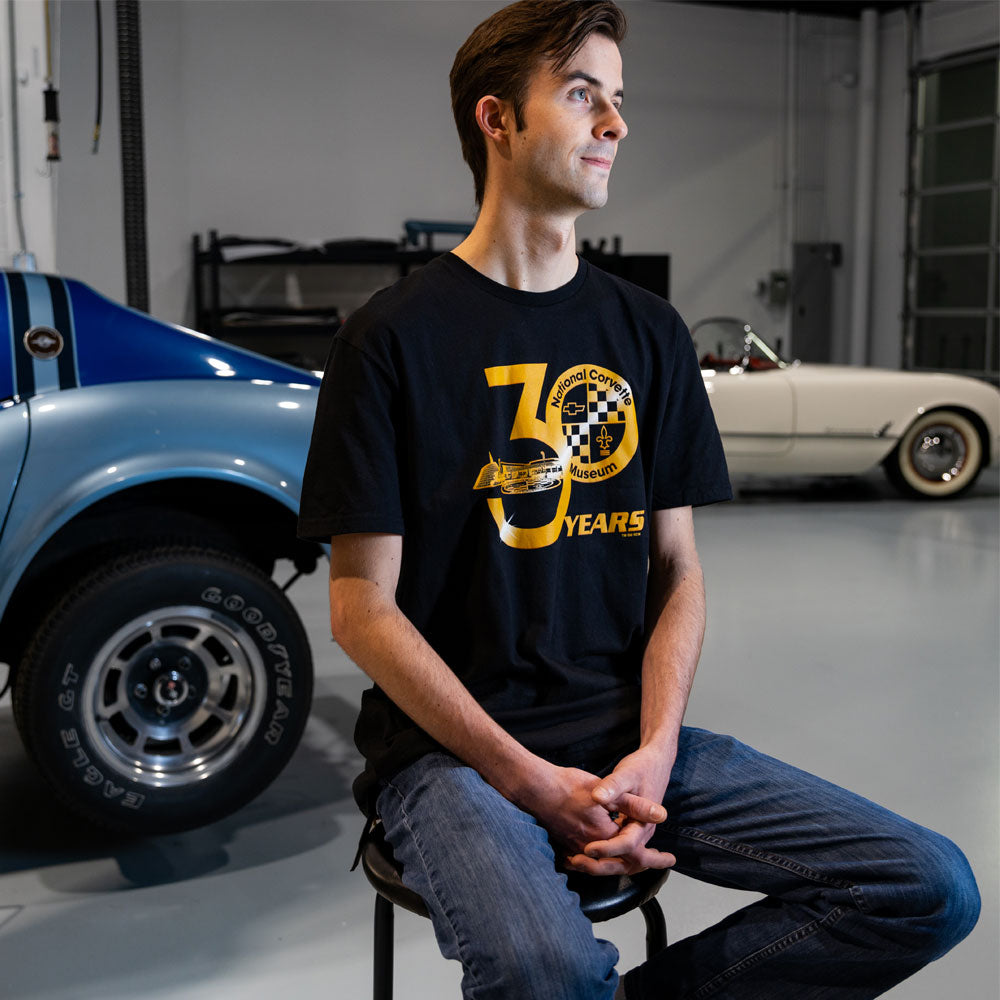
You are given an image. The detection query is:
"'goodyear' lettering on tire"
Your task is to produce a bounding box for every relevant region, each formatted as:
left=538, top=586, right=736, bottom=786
left=201, top=587, right=293, bottom=743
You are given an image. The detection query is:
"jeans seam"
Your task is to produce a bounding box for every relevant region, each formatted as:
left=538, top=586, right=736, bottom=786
left=383, top=779, right=484, bottom=994
left=683, top=905, right=847, bottom=1000
left=662, top=821, right=856, bottom=890
left=849, top=882, right=874, bottom=915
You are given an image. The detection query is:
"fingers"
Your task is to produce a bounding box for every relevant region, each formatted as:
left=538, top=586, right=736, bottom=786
left=584, top=819, right=648, bottom=857
left=565, top=853, right=635, bottom=876
left=583, top=820, right=668, bottom=864
left=564, top=845, right=676, bottom=876
left=618, top=791, right=667, bottom=824
left=592, top=784, right=667, bottom=824
left=570, top=820, right=676, bottom=876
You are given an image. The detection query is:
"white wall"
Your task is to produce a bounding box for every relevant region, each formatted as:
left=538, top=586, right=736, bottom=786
left=920, top=0, right=999, bottom=62
left=51, top=0, right=122, bottom=288
left=34, top=0, right=998, bottom=366
left=870, top=7, right=910, bottom=371
left=0, top=2, right=9, bottom=259
left=1, top=0, right=59, bottom=271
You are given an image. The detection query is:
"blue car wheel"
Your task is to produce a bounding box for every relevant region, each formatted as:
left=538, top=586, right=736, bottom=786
left=13, top=546, right=313, bottom=834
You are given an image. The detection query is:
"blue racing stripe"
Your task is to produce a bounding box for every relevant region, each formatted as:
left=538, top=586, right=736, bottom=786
left=0, top=275, right=14, bottom=402
left=6, top=272, right=34, bottom=400
left=22, top=273, right=60, bottom=394
left=47, top=276, right=79, bottom=389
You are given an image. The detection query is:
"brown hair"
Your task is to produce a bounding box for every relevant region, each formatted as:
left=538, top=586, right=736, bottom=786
left=450, top=0, right=627, bottom=206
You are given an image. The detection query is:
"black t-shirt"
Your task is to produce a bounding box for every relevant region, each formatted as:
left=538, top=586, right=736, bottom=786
left=298, top=253, right=731, bottom=811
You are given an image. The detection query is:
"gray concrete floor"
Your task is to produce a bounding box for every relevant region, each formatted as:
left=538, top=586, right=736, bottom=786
left=1, top=468, right=997, bottom=999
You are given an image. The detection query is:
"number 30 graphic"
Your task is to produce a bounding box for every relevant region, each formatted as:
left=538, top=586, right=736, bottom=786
left=481, top=363, right=638, bottom=549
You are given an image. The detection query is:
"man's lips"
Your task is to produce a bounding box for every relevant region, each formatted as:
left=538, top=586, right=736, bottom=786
left=581, top=156, right=613, bottom=170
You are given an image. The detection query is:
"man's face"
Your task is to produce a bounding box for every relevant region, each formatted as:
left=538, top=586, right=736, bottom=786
left=504, top=32, right=628, bottom=215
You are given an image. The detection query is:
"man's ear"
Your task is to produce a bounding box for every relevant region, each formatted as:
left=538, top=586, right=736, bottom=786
left=475, top=95, right=511, bottom=147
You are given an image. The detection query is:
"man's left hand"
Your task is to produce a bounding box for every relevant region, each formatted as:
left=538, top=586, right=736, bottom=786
left=564, top=748, right=676, bottom=876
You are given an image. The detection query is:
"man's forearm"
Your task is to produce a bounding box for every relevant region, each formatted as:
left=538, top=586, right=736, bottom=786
left=330, top=575, right=547, bottom=804
left=571, top=548, right=704, bottom=874
left=638, top=551, right=706, bottom=767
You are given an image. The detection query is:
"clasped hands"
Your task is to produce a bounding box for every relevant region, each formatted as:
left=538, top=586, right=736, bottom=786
left=528, top=750, right=676, bottom=877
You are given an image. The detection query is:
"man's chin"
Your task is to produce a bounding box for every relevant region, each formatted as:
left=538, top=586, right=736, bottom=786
left=580, top=187, right=610, bottom=210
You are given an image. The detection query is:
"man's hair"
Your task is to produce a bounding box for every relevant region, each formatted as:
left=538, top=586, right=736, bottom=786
left=450, top=0, right=627, bottom=206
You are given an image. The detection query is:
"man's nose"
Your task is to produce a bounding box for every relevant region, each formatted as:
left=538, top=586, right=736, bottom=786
left=596, top=106, right=627, bottom=142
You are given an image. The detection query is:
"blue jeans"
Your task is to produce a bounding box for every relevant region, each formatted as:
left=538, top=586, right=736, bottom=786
left=376, top=727, right=980, bottom=1000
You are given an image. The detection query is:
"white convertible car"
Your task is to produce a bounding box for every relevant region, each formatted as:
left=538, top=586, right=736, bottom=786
left=692, top=317, right=1000, bottom=499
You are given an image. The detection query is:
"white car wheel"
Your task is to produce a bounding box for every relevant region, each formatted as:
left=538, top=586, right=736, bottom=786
left=888, top=409, right=983, bottom=499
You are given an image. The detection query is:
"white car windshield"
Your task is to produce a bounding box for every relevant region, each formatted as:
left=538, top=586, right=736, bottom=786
left=691, top=318, right=788, bottom=371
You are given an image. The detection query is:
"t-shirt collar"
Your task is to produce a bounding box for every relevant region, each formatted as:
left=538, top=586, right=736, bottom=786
left=440, top=252, right=588, bottom=306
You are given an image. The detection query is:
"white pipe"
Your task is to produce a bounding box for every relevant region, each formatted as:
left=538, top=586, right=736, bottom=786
left=849, top=8, right=879, bottom=366
left=6, top=0, right=29, bottom=256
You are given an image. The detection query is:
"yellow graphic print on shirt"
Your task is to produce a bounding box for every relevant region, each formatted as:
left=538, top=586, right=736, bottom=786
left=473, top=363, right=639, bottom=549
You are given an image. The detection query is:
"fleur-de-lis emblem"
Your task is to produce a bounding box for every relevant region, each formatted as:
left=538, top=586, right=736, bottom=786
left=597, top=425, right=612, bottom=456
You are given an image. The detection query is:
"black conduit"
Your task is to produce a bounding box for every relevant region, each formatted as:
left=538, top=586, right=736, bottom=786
left=93, top=0, right=103, bottom=153
left=116, top=0, right=149, bottom=312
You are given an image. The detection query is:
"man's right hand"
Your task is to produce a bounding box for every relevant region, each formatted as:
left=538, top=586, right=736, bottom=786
left=516, top=764, right=672, bottom=872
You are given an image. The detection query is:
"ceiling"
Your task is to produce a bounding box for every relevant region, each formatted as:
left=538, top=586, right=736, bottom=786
left=676, top=1, right=914, bottom=18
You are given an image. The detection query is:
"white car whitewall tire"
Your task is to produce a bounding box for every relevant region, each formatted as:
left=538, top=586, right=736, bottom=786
left=888, top=409, right=983, bottom=499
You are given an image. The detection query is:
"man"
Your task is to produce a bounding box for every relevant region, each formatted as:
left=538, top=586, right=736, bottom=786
left=298, top=2, right=979, bottom=997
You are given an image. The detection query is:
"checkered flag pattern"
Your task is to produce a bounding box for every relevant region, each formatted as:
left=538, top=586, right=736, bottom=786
left=562, top=386, right=627, bottom=462
left=588, top=389, right=626, bottom=419
left=565, top=425, right=590, bottom=459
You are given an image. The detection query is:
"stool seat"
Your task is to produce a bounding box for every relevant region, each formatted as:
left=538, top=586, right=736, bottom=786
left=361, top=817, right=670, bottom=924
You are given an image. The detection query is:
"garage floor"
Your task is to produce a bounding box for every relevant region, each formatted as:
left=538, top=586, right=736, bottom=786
left=1, top=469, right=996, bottom=1000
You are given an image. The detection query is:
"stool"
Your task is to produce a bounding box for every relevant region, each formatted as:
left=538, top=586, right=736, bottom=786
left=361, top=818, right=669, bottom=1000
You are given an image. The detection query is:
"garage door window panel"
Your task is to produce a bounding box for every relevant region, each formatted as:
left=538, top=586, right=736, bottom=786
left=913, top=317, right=988, bottom=372
left=916, top=255, right=989, bottom=309
left=905, top=50, right=998, bottom=380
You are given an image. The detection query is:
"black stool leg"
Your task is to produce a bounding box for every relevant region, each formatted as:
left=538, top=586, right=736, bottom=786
left=374, top=894, right=395, bottom=1000
left=639, top=898, right=667, bottom=959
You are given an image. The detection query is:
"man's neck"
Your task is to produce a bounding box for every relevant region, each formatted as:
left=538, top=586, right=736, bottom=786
left=452, top=197, right=581, bottom=293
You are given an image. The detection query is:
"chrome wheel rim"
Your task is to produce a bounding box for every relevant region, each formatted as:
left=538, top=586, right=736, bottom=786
left=80, top=606, right=266, bottom=788
left=909, top=423, right=968, bottom=483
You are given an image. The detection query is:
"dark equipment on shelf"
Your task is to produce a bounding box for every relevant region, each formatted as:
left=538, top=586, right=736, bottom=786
left=193, top=227, right=671, bottom=371
left=403, top=219, right=473, bottom=250
left=580, top=237, right=671, bottom=301
left=192, top=229, right=446, bottom=371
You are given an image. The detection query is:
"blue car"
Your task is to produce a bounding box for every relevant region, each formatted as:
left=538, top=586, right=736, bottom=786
left=1, top=271, right=324, bottom=834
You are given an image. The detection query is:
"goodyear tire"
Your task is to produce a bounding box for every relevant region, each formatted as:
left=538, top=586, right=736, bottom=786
left=13, top=547, right=312, bottom=835
left=885, top=409, right=984, bottom=499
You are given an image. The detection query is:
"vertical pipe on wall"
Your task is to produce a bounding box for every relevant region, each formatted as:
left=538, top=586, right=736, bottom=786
left=781, top=11, right=798, bottom=353
left=900, top=4, right=919, bottom=371
left=784, top=10, right=798, bottom=272
left=849, top=8, right=879, bottom=365
left=6, top=0, right=29, bottom=259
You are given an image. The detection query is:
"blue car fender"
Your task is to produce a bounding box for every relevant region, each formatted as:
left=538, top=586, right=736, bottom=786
left=0, top=377, right=319, bottom=617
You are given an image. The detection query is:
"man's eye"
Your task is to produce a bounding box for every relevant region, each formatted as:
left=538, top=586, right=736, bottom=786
left=571, top=88, right=588, bottom=101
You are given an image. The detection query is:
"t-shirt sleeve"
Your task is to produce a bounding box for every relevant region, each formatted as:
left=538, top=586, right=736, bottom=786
left=651, top=318, right=733, bottom=510
left=297, top=334, right=405, bottom=542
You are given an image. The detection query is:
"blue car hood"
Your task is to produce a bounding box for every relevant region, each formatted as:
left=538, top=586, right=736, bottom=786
left=1, top=271, right=321, bottom=401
